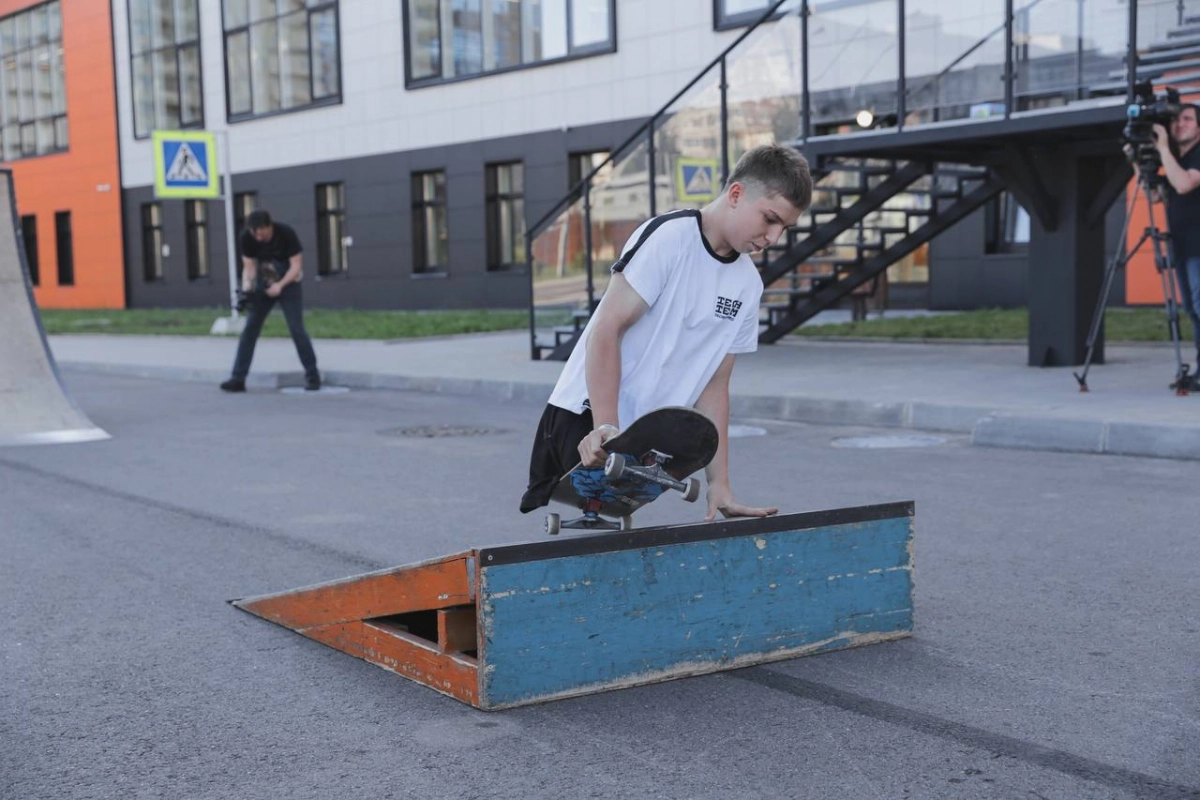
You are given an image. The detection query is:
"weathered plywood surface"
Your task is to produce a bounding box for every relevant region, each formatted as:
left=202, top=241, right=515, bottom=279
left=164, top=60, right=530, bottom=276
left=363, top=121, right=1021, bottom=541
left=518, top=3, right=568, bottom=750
left=477, top=513, right=913, bottom=709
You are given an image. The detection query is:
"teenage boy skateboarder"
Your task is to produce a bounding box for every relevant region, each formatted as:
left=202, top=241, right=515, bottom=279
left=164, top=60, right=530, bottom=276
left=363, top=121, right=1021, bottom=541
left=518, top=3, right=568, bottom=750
left=520, top=144, right=813, bottom=521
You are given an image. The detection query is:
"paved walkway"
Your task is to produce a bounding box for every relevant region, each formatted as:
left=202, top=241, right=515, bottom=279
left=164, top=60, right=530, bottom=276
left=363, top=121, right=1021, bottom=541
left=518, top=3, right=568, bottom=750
left=50, top=331, right=1200, bottom=461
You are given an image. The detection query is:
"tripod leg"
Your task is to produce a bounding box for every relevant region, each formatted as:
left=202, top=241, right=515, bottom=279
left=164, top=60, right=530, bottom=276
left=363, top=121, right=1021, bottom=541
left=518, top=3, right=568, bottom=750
left=1151, top=193, right=1192, bottom=394
left=1075, top=180, right=1142, bottom=391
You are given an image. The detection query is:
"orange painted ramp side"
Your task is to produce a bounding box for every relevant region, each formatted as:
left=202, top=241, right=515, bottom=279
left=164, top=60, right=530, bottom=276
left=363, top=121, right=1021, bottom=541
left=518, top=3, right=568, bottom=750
left=304, top=621, right=479, bottom=707
left=232, top=553, right=474, bottom=630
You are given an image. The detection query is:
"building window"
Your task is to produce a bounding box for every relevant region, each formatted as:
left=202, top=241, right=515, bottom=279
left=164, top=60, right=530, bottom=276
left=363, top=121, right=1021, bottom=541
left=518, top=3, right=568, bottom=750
left=412, top=170, right=447, bottom=274
left=129, top=0, right=203, bottom=139
left=142, top=202, right=164, bottom=281
left=714, top=0, right=780, bottom=30
left=223, top=0, right=341, bottom=120
left=404, top=0, right=616, bottom=87
left=315, top=182, right=346, bottom=276
left=185, top=200, right=209, bottom=280
left=54, top=210, right=72, bottom=286
left=985, top=192, right=1031, bottom=254
left=20, top=214, right=38, bottom=286
left=233, top=190, right=257, bottom=243
left=486, top=161, right=525, bottom=270
left=568, top=149, right=611, bottom=199
left=0, top=1, right=67, bottom=160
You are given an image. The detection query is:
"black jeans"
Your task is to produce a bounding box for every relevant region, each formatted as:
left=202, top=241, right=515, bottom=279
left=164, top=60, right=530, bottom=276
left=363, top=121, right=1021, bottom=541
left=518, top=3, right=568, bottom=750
left=230, top=281, right=319, bottom=381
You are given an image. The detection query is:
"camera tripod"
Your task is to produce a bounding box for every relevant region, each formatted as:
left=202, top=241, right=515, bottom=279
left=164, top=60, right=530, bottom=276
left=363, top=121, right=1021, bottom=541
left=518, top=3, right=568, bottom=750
left=1073, top=168, right=1193, bottom=395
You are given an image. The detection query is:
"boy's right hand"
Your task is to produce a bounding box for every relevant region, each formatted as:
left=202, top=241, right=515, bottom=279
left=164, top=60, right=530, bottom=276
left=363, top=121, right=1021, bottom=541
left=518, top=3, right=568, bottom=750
left=578, top=424, right=619, bottom=467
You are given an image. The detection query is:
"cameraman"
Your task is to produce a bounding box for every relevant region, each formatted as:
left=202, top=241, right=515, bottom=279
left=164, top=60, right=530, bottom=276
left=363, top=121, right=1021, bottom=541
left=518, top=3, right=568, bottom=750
left=219, top=210, right=321, bottom=392
left=1153, top=104, right=1200, bottom=384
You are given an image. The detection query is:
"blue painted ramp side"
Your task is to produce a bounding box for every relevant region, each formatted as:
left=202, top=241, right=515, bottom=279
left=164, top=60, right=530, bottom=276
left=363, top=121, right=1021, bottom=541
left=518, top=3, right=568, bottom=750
left=477, top=505, right=913, bottom=709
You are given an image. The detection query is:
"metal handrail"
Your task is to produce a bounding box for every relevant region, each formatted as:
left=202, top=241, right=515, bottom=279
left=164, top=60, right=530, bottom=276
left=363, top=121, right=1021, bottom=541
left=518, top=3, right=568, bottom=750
left=524, top=0, right=794, bottom=241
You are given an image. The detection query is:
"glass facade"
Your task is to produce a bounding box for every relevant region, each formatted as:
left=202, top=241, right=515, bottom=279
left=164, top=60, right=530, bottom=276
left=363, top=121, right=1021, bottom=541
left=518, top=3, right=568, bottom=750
left=405, top=0, right=615, bottom=85
left=223, top=0, right=341, bottom=119
left=0, top=1, right=66, bottom=160
left=129, top=0, right=203, bottom=138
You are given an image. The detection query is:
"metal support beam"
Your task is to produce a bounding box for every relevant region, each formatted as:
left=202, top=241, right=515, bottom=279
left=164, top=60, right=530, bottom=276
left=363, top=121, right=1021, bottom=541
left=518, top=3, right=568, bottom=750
left=1027, top=152, right=1113, bottom=366
left=992, top=145, right=1059, bottom=231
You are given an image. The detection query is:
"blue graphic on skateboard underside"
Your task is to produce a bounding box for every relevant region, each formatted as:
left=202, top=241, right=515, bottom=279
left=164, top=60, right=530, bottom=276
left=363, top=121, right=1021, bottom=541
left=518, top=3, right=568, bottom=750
left=570, top=456, right=667, bottom=506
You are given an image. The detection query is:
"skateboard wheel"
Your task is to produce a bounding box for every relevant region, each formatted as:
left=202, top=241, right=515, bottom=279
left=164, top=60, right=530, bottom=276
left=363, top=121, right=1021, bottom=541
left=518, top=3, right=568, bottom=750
left=683, top=477, right=701, bottom=503
left=620, top=515, right=633, bottom=531
left=604, top=453, right=627, bottom=479
left=545, top=512, right=561, bottom=536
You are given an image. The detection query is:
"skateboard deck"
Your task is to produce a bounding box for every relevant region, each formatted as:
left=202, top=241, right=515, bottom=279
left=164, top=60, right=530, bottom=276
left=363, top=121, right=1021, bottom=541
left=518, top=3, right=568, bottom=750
left=546, top=406, right=719, bottom=534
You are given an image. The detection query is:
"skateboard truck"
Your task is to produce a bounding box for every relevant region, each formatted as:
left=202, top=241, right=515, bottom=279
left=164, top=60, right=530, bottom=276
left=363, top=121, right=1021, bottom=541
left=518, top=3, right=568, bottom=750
left=544, top=451, right=703, bottom=536
left=604, top=451, right=702, bottom=503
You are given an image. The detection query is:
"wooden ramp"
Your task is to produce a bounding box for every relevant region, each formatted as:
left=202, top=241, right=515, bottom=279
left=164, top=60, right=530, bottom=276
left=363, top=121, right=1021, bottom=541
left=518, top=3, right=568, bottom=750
left=233, top=502, right=915, bottom=710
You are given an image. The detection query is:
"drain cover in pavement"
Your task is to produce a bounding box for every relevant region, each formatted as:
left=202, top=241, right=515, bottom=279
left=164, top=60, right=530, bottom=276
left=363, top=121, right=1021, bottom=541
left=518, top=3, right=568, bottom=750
left=381, top=425, right=503, bottom=438
left=831, top=434, right=946, bottom=449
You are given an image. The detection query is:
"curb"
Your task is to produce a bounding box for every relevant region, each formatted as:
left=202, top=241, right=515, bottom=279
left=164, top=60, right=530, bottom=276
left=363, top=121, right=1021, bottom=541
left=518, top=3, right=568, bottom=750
left=59, top=361, right=1200, bottom=462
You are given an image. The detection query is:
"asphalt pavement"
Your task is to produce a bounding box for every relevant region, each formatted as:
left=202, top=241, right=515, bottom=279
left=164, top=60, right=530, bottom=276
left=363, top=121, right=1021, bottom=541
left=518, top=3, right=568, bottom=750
left=2, top=371, right=1197, bottom=799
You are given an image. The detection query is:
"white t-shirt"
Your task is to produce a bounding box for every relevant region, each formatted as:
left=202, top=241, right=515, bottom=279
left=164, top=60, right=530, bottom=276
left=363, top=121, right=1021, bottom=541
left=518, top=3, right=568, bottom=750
left=548, top=209, right=762, bottom=426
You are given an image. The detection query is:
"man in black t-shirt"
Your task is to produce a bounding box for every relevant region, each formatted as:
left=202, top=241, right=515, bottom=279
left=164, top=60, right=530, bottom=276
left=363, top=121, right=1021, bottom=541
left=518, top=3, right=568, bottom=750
left=220, top=210, right=321, bottom=392
left=1154, top=104, right=1200, bottom=388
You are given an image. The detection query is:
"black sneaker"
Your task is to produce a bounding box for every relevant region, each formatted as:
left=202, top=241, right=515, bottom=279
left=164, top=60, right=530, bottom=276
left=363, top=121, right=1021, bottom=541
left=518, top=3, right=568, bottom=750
left=304, top=376, right=321, bottom=391
left=220, top=378, right=246, bottom=393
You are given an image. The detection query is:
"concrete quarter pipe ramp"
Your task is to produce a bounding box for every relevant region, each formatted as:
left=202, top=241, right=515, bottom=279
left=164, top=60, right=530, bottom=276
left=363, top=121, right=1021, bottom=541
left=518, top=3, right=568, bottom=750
left=0, top=169, right=108, bottom=446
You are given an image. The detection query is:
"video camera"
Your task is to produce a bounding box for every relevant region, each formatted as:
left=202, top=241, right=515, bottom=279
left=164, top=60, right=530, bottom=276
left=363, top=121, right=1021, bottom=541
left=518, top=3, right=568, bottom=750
left=1124, top=80, right=1182, bottom=173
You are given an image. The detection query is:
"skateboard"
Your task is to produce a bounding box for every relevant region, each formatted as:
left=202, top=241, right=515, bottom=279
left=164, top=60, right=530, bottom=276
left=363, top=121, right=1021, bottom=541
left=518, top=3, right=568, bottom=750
left=545, top=406, right=719, bottom=535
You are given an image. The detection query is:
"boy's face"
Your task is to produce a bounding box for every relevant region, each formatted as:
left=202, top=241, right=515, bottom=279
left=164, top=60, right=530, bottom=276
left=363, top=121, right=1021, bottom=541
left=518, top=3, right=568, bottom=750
left=726, top=183, right=804, bottom=254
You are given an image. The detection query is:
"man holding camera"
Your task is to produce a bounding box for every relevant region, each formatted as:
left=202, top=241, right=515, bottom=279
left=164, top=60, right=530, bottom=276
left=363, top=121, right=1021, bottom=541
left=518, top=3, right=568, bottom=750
left=219, top=210, right=321, bottom=393
left=1153, top=105, right=1200, bottom=386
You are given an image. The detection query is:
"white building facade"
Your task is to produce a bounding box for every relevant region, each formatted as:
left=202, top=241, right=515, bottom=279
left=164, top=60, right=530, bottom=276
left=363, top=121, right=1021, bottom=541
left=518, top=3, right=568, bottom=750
left=111, top=0, right=775, bottom=309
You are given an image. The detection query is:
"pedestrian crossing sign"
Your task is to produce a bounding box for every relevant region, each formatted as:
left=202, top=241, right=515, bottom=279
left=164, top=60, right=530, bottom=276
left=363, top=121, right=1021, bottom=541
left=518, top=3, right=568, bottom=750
left=152, top=130, right=219, bottom=199
left=675, top=157, right=721, bottom=204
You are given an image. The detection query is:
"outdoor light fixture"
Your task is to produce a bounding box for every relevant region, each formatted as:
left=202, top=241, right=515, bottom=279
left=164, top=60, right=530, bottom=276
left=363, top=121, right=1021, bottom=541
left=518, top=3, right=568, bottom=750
left=856, top=110, right=899, bottom=129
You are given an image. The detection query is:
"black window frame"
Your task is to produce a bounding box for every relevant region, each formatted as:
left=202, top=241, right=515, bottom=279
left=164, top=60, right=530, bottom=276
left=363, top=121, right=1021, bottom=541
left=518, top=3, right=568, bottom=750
left=141, top=202, right=164, bottom=282
left=485, top=160, right=525, bottom=272
left=402, top=0, right=618, bottom=89
left=127, top=0, right=205, bottom=140
left=20, top=214, right=38, bottom=286
left=185, top=199, right=209, bottom=280
left=412, top=169, right=448, bottom=275
left=713, top=0, right=786, bottom=31
left=54, top=210, right=73, bottom=286
left=221, top=0, right=343, bottom=124
left=0, top=0, right=68, bottom=161
left=315, top=181, right=346, bottom=276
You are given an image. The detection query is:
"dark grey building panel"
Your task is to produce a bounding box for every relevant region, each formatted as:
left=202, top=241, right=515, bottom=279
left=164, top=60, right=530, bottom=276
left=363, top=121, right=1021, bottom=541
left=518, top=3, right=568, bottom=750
left=122, top=118, right=641, bottom=310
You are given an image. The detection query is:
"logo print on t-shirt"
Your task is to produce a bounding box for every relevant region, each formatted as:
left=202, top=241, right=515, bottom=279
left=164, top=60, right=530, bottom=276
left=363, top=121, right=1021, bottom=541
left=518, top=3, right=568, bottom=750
left=714, top=296, right=742, bottom=321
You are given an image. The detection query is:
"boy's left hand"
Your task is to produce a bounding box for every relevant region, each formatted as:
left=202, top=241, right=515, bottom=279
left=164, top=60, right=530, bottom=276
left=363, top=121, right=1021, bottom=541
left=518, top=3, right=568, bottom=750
left=704, top=484, right=778, bottom=521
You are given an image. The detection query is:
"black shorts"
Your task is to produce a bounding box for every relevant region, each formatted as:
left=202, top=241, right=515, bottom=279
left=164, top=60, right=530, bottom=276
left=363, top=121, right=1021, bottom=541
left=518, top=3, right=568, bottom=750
left=518, top=403, right=594, bottom=513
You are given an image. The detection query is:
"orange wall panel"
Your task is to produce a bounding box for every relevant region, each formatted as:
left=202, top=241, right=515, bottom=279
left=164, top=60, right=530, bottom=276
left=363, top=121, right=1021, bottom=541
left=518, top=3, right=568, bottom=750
left=0, top=0, right=124, bottom=309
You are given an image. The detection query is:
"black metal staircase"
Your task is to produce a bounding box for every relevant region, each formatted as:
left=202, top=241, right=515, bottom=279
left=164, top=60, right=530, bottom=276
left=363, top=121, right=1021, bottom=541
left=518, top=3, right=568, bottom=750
left=755, top=159, right=1004, bottom=342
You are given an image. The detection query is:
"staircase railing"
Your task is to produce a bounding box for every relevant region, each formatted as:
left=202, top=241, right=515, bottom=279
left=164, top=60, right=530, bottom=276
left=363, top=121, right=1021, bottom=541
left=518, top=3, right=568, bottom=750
left=524, top=0, right=800, bottom=359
